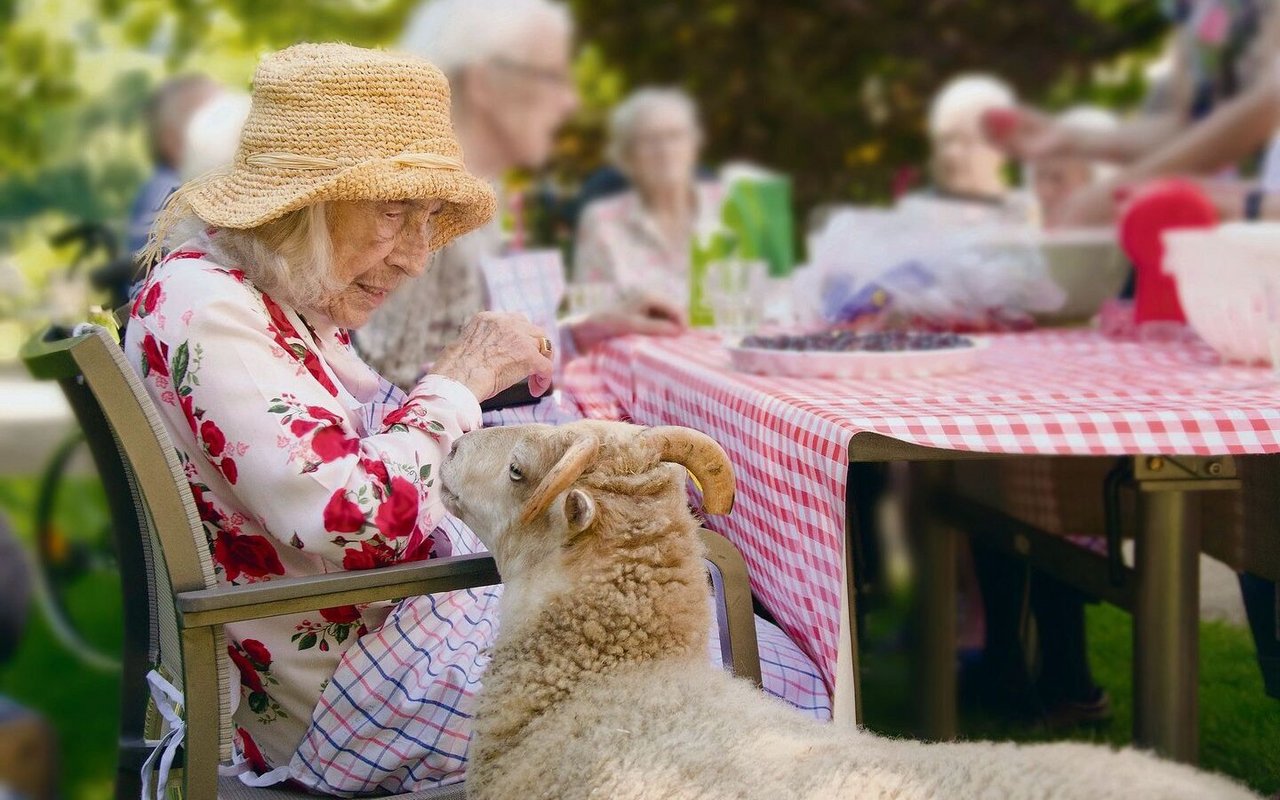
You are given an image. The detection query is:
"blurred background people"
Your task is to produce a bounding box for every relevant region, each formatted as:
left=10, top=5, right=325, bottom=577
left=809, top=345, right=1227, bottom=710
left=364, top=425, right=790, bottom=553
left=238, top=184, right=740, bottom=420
left=359, top=0, right=684, bottom=390
left=996, top=0, right=1280, bottom=226
left=177, top=90, right=252, bottom=183
left=359, top=0, right=580, bottom=386
left=923, top=75, right=1016, bottom=205
left=1031, top=107, right=1118, bottom=229
left=126, top=74, right=221, bottom=257
left=573, top=87, right=718, bottom=303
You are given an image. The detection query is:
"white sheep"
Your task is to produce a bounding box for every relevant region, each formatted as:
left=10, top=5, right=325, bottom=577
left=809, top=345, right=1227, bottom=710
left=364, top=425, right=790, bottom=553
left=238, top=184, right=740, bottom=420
left=440, top=420, right=1258, bottom=800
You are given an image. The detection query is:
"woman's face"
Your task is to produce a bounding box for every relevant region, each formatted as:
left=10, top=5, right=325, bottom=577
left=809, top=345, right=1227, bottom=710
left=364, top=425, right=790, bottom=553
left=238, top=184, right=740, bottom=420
left=626, top=104, right=700, bottom=196
left=931, top=116, right=1008, bottom=198
left=322, top=198, right=444, bottom=328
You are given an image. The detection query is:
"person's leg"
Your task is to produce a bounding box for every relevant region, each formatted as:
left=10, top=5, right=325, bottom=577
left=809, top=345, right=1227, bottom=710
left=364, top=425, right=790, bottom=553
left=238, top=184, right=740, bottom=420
left=1239, top=572, right=1280, bottom=700
left=968, top=542, right=1039, bottom=715
left=1029, top=571, right=1112, bottom=727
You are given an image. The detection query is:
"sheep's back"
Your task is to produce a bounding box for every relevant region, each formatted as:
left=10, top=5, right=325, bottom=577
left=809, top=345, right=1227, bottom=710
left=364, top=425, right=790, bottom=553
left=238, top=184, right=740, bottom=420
left=470, top=659, right=1258, bottom=800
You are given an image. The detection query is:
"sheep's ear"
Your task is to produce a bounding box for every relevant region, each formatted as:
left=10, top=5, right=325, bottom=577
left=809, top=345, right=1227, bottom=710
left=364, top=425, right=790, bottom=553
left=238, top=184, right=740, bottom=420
left=520, top=436, right=600, bottom=525
left=563, top=488, right=596, bottom=534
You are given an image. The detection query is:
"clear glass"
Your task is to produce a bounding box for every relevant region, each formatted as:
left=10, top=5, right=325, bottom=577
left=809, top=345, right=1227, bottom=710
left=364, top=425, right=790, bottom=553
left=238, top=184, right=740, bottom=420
left=703, top=258, right=766, bottom=342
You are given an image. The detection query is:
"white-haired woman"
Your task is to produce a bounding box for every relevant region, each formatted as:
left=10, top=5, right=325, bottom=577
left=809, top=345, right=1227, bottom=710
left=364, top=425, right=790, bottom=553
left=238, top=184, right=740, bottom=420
left=129, top=44, right=554, bottom=791
left=573, top=87, right=721, bottom=305
left=927, top=74, right=1016, bottom=201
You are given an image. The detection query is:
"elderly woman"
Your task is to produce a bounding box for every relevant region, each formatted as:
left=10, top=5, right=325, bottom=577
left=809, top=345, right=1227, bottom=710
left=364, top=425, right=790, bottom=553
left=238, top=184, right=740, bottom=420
left=128, top=44, right=555, bottom=789
left=573, top=87, right=721, bottom=305
left=130, top=43, right=829, bottom=796
left=926, top=75, right=1016, bottom=201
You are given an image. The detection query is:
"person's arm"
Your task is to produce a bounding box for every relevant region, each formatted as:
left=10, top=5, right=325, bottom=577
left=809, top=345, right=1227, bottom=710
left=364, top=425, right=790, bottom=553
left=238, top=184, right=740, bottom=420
left=1005, top=36, right=1194, bottom=164
left=1119, top=65, right=1280, bottom=184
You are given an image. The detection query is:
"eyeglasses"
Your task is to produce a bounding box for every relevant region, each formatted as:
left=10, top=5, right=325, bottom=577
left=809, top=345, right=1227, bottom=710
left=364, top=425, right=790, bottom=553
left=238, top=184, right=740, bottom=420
left=490, top=57, right=575, bottom=89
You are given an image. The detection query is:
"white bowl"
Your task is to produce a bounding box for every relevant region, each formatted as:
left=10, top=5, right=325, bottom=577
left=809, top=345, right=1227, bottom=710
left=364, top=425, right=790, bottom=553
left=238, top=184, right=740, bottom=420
left=1033, top=229, right=1129, bottom=324
left=1163, top=224, right=1280, bottom=364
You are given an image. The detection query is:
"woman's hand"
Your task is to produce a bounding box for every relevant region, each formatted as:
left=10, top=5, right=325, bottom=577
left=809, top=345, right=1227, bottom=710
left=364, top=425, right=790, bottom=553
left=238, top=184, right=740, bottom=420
left=567, top=292, right=686, bottom=352
left=430, top=311, right=554, bottom=402
left=986, top=106, right=1073, bottom=161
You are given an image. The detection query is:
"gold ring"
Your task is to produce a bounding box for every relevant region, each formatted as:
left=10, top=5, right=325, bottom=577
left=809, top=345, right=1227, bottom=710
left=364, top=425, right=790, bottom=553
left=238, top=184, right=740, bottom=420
left=538, top=336, right=554, bottom=356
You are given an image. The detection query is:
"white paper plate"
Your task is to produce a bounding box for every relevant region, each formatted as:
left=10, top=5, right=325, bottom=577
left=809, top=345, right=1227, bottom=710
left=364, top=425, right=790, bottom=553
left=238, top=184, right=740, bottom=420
left=727, top=337, right=990, bottom=379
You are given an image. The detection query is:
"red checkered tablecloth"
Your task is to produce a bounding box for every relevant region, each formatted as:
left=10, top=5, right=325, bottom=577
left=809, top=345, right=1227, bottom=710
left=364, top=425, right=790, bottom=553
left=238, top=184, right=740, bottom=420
left=561, top=329, right=1280, bottom=693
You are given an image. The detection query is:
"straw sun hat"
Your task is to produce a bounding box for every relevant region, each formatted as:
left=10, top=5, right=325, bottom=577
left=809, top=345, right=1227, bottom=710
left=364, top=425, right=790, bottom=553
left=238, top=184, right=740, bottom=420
left=147, top=42, right=495, bottom=259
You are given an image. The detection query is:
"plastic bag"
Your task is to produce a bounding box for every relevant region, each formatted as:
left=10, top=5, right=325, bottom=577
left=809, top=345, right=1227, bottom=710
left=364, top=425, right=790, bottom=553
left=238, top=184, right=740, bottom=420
left=806, top=203, right=1065, bottom=331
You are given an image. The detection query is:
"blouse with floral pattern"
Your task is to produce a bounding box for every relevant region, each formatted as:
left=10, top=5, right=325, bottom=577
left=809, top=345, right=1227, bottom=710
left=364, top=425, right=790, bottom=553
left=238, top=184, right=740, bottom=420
left=123, top=233, right=483, bottom=773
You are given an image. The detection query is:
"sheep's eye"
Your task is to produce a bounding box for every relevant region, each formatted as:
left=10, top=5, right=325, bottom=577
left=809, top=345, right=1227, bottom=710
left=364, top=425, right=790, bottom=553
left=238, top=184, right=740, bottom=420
left=508, top=463, right=524, bottom=482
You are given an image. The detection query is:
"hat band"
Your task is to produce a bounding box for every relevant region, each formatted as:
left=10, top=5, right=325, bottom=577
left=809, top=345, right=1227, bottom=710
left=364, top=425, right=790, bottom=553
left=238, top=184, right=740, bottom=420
left=244, top=151, right=465, bottom=172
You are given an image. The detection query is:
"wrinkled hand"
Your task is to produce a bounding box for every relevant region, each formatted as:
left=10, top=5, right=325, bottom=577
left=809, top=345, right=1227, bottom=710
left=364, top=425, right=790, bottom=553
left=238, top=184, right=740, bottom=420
left=431, top=311, right=554, bottom=402
left=568, top=292, right=687, bottom=352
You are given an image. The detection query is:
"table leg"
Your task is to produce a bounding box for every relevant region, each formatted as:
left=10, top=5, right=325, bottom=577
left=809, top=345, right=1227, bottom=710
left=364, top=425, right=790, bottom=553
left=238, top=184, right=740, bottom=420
left=909, top=461, right=958, bottom=741
left=1133, top=487, right=1200, bottom=762
left=834, top=568, right=861, bottom=727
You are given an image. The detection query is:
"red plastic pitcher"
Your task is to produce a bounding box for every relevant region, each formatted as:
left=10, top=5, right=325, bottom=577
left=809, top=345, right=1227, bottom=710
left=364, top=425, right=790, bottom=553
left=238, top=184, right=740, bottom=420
left=1118, top=178, right=1218, bottom=324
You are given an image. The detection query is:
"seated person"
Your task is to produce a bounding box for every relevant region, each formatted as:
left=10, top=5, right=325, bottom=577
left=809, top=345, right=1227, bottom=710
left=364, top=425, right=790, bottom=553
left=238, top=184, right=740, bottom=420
left=993, top=0, right=1280, bottom=226
left=1030, top=107, right=1117, bottom=228
left=573, top=86, right=722, bottom=305
left=904, top=73, right=1031, bottom=225
left=130, top=38, right=828, bottom=799
left=127, top=74, right=221, bottom=258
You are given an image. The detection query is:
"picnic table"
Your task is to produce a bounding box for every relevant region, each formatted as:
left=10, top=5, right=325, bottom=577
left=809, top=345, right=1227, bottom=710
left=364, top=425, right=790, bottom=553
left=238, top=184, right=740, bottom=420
left=561, top=328, right=1280, bottom=761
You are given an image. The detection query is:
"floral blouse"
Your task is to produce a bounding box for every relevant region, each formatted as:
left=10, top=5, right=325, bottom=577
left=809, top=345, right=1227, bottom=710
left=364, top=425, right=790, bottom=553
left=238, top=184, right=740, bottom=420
left=123, top=233, right=482, bottom=774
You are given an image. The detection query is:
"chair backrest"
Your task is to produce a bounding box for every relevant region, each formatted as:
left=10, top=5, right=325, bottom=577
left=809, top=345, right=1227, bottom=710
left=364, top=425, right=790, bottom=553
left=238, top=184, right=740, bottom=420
left=21, top=326, right=234, bottom=781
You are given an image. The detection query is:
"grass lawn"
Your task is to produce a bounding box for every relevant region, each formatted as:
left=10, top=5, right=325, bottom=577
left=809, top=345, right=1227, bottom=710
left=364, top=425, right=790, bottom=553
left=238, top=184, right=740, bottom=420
left=859, top=592, right=1280, bottom=796
left=1, top=474, right=1277, bottom=797
left=0, top=476, right=121, bottom=800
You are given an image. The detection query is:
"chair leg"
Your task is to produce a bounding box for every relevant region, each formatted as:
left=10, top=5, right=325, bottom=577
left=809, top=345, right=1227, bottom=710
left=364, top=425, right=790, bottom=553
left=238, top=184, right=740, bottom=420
left=181, top=626, right=223, bottom=800
left=699, top=528, right=763, bottom=687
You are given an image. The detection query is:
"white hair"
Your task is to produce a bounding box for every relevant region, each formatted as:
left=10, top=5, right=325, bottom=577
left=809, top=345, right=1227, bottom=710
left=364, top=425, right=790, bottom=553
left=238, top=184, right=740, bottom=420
left=180, top=91, right=251, bottom=182
left=606, top=87, right=701, bottom=170
left=928, top=74, right=1016, bottom=136
left=399, top=0, right=573, bottom=77
left=1057, top=105, right=1120, bottom=181
left=162, top=204, right=340, bottom=312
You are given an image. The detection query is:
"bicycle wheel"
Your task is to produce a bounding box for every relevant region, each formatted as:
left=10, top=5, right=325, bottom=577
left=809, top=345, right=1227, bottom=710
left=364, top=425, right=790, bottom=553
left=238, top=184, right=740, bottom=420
left=32, top=431, right=121, bottom=671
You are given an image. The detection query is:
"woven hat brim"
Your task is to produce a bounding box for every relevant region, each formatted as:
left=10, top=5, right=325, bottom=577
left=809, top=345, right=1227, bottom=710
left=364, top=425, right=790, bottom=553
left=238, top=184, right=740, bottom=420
left=182, top=161, right=497, bottom=251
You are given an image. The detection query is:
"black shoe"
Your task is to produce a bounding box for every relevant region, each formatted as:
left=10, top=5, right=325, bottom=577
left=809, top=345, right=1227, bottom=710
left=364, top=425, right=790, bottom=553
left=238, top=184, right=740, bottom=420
left=1041, top=687, right=1113, bottom=729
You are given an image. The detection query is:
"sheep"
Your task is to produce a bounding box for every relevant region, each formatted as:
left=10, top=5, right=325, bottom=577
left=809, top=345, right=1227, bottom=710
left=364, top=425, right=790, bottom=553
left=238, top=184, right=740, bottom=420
left=439, top=420, right=1258, bottom=800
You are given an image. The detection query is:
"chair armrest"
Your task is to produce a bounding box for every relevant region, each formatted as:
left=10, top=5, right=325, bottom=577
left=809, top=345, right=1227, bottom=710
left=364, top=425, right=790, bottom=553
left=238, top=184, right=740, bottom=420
left=176, top=553, right=499, bottom=629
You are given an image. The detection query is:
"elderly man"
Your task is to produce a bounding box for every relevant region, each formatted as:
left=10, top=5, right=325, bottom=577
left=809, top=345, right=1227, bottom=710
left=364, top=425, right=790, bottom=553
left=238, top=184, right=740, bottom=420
left=359, top=0, right=681, bottom=389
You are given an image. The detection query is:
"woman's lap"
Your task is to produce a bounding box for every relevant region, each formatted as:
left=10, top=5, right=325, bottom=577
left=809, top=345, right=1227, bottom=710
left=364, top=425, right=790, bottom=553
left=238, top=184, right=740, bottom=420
left=290, top=516, right=831, bottom=794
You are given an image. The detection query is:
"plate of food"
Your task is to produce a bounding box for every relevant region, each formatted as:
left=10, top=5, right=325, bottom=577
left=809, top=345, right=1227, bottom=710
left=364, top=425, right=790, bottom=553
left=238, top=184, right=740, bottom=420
left=728, top=330, right=989, bottom=379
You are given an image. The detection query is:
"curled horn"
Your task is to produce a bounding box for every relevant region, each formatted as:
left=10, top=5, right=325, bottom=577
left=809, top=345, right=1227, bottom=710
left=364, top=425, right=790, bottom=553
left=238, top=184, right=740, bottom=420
left=519, top=436, right=601, bottom=525
left=641, top=427, right=736, bottom=515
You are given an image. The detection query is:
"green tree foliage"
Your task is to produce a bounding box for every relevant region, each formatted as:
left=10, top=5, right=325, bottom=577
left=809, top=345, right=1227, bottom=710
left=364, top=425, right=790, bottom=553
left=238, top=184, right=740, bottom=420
left=569, top=0, right=1167, bottom=209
